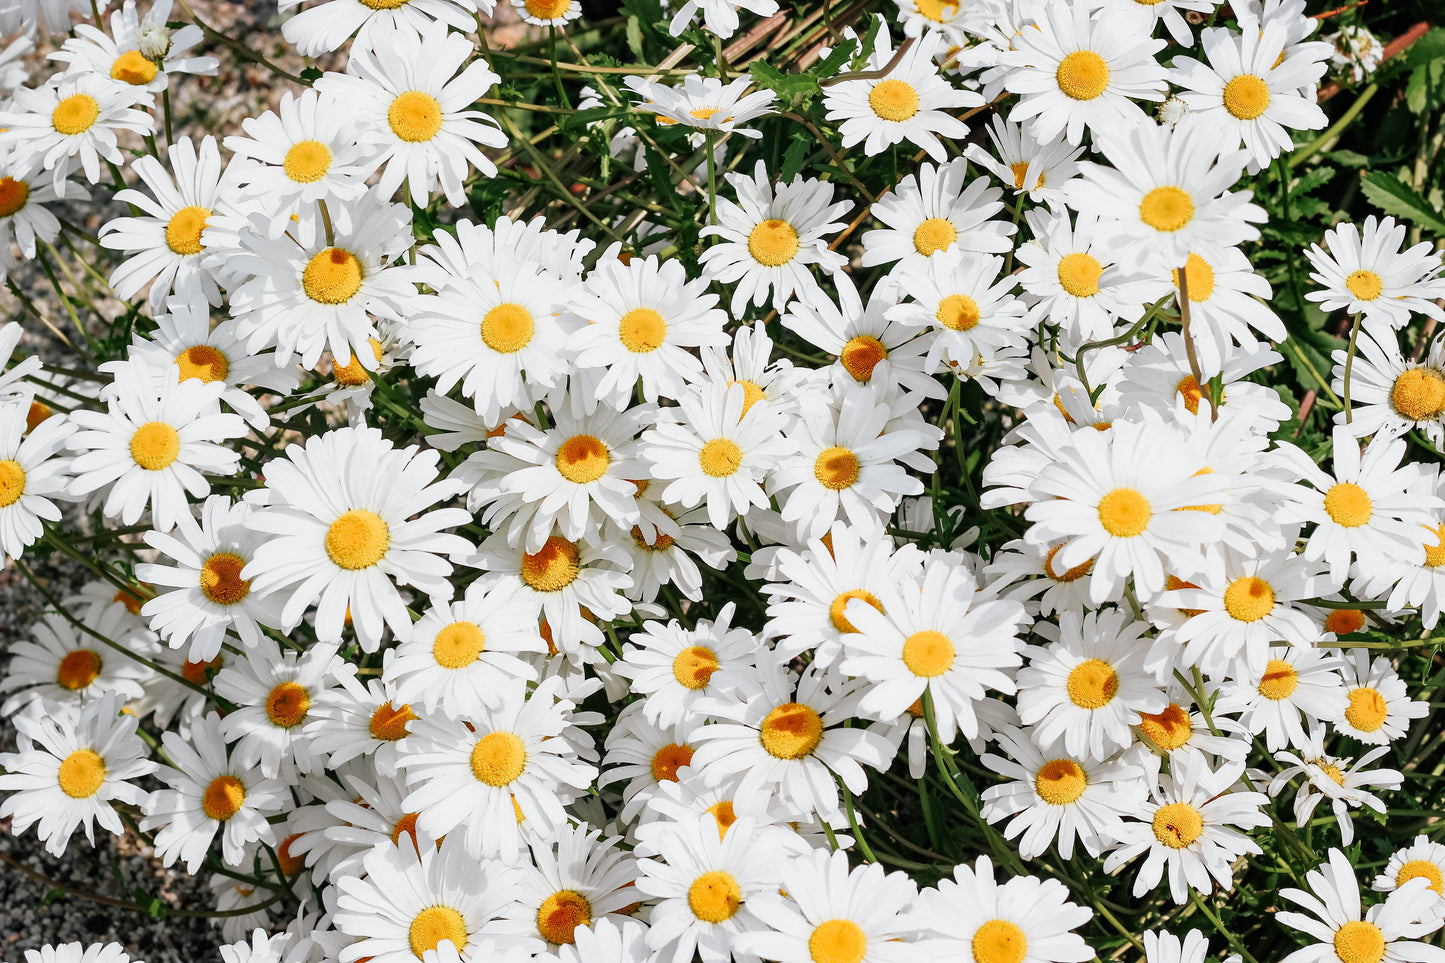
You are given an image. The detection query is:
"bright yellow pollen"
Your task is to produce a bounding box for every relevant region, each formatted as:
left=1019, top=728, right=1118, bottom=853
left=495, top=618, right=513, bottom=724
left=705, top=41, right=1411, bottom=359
left=618, top=307, right=667, bottom=353
left=521, top=536, right=581, bottom=592
left=302, top=247, right=362, bottom=304
left=52, top=94, right=100, bottom=135
left=182, top=656, right=221, bottom=686
left=1056, top=50, right=1110, bottom=100
left=482, top=302, right=535, bottom=353
left=359, top=0, right=409, bottom=7
left=707, top=799, right=738, bottom=837
left=759, top=702, right=824, bottom=759
left=1391, top=368, right=1445, bottom=421
left=840, top=335, right=888, bottom=382
left=699, top=438, right=743, bottom=478
left=265, top=681, right=310, bottom=728
left=973, top=920, right=1028, bottom=963
left=57, top=749, right=106, bottom=798
left=388, top=90, right=443, bottom=142
left=433, top=621, right=486, bottom=669
left=556, top=433, right=610, bottom=484
left=1097, top=488, right=1151, bottom=537
left=130, top=421, right=180, bottom=471
left=1034, top=758, right=1086, bottom=804
left=901, top=629, right=955, bottom=677
left=1151, top=802, right=1203, bottom=848
left=1173, top=252, right=1215, bottom=301
left=1175, top=375, right=1205, bottom=415
left=1138, top=703, right=1192, bottom=751
left=111, top=49, right=158, bottom=85
left=283, top=139, right=332, bottom=183
left=1345, top=270, right=1384, bottom=301
left=1318, top=761, right=1346, bottom=786
left=1010, top=161, right=1031, bottom=190
left=1044, top=545, right=1092, bottom=582
left=1139, top=187, right=1195, bottom=232
left=913, top=217, right=957, bottom=257
left=368, top=701, right=417, bottom=741
left=57, top=649, right=101, bottom=690
left=0, top=459, right=25, bottom=507
left=330, top=339, right=383, bottom=387
left=471, top=730, right=526, bottom=786
left=730, top=379, right=765, bottom=414
left=525, top=0, right=573, bottom=19
left=810, top=919, right=867, bottom=963
left=1397, top=860, right=1445, bottom=896
left=325, top=509, right=390, bottom=570
left=916, top=0, right=958, bottom=21
left=1344, top=687, right=1388, bottom=733
left=748, top=218, right=799, bottom=266
left=26, top=400, right=52, bottom=433
left=1257, top=659, right=1299, bottom=701
left=202, top=775, right=246, bottom=821
left=814, top=446, right=860, bottom=490
left=391, top=812, right=420, bottom=848
left=650, top=742, right=694, bottom=781
left=1333, top=921, right=1386, bottom=963
left=868, top=78, right=919, bottom=121
left=1424, top=524, right=1445, bottom=568
left=689, top=871, right=742, bottom=923
left=631, top=524, right=675, bottom=552
left=672, top=645, right=719, bottom=689
left=1324, top=482, right=1373, bottom=528
left=409, top=906, right=467, bottom=958
left=937, top=293, right=980, bottom=331
left=199, top=552, right=250, bottom=606
left=689, top=107, right=721, bottom=121
left=1223, top=575, right=1274, bottom=622
left=1057, top=252, right=1102, bottom=297
left=1223, top=74, right=1271, bottom=119
left=537, top=890, right=591, bottom=944
left=165, top=205, right=209, bottom=255
left=175, top=344, right=228, bottom=383
left=0, top=177, right=28, bottom=217
left=1066, top=658, right=1119, bottom=709
left=829, top=589, right=883, bottom=634
left=1326, top=608, right=1366, bottom=635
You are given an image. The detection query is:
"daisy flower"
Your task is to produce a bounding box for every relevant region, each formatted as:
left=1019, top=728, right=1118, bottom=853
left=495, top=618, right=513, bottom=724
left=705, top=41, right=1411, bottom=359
left=508, top=824, right=639, bottom=948
left=1278, top=849, right=1444, bottom=963
left=243, top=425, right=473, bottom=650
left=1305, top=215, right=1445, bottom=339
left=141, top=713, right=285, bottom=871
left=0, top=692, right=155, bottom=856
left=557, top=919, right=652, bottom=963
left=383, top=581, right=545, bottom=719
left=887, top=249, right=1030, bottom=374
left=51, top=0, right=217, bottom=91
left=915, top=855, right=1095, bottom=963
left=1217, top=645, right=1348, bottom=753
left=511, top=0, right=582, bottom=26
left=1141, top=929, right=1240, bottom=963
left=17, top=947, right=134, bottom=963
left=0, top=152, right=71, bottom=262
left=0, top=396, right=74, bottom=563
left=614, top=501, right=737, bottom=602
left=1332, top=330, right=1445, bottom=445
left=1373, top=836, right=1445, bottom=921
left=667, top=0, right=777, bottom=38
left=600, top=704, right=700, bottom=821
left=135, top=494, right=285, bottom=660
left=1001, top=0, right=1167, bottom=146
left=304, top=673, right=420, bottom=777
left=859, top=157, right=1013, bottom=274
left=965, top=115, right=1085, bottom=210
left=699, top=160, right=850, bottom=316
left=613, top=603, right=760, bottom=728
left=212, top=639, right=342, bottom=779
left=0, top=73, right=152, bottom=195
left=1270, top=724, right=1402, bottom=846
left=735, top=848, right=923, bottom=963
left=280, top=0, right=480, bottom=57
left=823, top=21, right=979, bottom=162
left=625, top=74, right=778, bottom=141
left=66, top=358, right=246, bottom=532
left=1334, top=648, right=1428, bottom=745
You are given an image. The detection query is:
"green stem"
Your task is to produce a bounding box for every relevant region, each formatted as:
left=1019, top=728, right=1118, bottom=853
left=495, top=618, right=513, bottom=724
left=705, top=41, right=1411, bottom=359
left=1342, top=312, right=1362, bottom=423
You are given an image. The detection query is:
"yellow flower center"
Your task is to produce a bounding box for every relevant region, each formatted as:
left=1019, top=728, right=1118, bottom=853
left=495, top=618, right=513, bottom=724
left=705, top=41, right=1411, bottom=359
left=52, top=93, right=100, bottom=135
left=1056, top=252, right=1102, bottom=297
left=1097, top=487, right=1151, bottom=537
left=1055, top=50, right=1110, bottom=100
left=1174, top=375, right=1206, bottom=415
left=130, top=421, right=180, bottom=471
left=202, top=775, right=246, bottom=821
left=165, top=205, right=209, bottom=255
left=730, top=379, right=765, bottom=414
left=1397, top=860, right=1445, bottom=896
left=1066, top=658, right=1118, bottom=709
left=521, top=536, right=580, bottom=592
left=481, top=302, right=535, bottom=353
left=283, top=139, right=332, bottom=183
left=58, top=748, right=106, bottom=798
left=182, top=656, right=220, bottom=686
left=1324, top=482, right=1372, bottom=527
left=0, top=176, right=28, bottom=217
left=650, top=742, right=695, bottom=781
left=325, top=509, right=389, bottom=570
left=699, top=438, right=743, bottom=477
left=688, top=870, right=742, bottom=923
left=1325, top=608, right=1366, bottom=634
left=25, top=400, right=51, bottom=432
left=1223, top=74, right=1271, bottom=119
left=618, top=307, right=667, bottom=353
left=57, top=649, right=102, bottom=690
left=707, top=799, right=737, bottom=837
left=902, top=629, right=955, bottom=677
left=1333, top=922, right=1386, bottom=963
left=828, top=589, right=883, bottom=634
left=1151, top=802, right=1203, bottom=848
left=759, top=702, right=824, bottom=759
left=916, top=0, right=958, bottom=21
left=330, top=338, right=383, bottom=387
left=936, top=293, right=980, bottom=331
left=672, top=645, right=719, bottom=689
left=388, top=90, right=443, bottom=142
left=525, top=0, right=572, bottom=18
left=748, top=218, right=799, bottom=266
left=1344, top=686, right=1388, bottom=733
left=433, top=620, right=486, bottom=669
left=1223, top=575, right=1274, bottom=622
left=392, top=812, right=420, bottom=848
left=1139, top=187, right=1195, bottom=232
left=199, top=552, right=250, bottom=606
left=175, top=344, right=228, bottom=383
left=471, top=730, right=527, bottom=786
left=409, top=906, right=467, bottom=958
left=1044, top=545, right=1092, bottom=582
left=1172, top=252, right=1215, bottom=301
left=840, top=335, right=888, bottom=382
left=359, top=0, right=409, bottom=7
left=556, top=433, right=610, bottom=484
left=368, top=701, right=417, bottom=741
left=302, top=247, right=363, bottom=304
left=111, top=49, right=158, bottom=85
left=631, top=524, right=675, bottom=552
left=810, top=919, right=867, bottom=963
left=1391, top=368, right=1445, bottom=421
left=266, top=681, right=310, bottom=728
left=1034, top=758, right=1086, bottom=804
left=1424, top=524, right=1445, bottom=568
left=537, top=890, right=591, bottom=944
left=814, top=446, right=860, bottom=490
left=973, top=920, right=1028, bottom=963
left=1138, top=703, right=1192, bottom=750
left=0, top=459, right=25, bottom=507
left=1346, top=269, right=1384, bottom=301
left=1010, top=161, right=1031, bottom=190
left=1257, top=659, right=1299, bottom=701
left=913, top=217, right=957, bottom=257
left=868, top=78, right=919, bottom=121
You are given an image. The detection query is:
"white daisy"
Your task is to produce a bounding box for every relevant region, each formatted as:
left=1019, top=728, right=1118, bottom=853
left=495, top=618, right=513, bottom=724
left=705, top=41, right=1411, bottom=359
left=212, top=638, right=341, bottom=779
left=1334, top=648, right=1428, bottom=745
left=280, top=0, right=480, bottom=57
left=613, top=603, right=760, bottom=728
left=1305, top=215, right=1445, bottom=340
left=1278, top=848, right=1444, bottom=963
left=0, top=73, right=152, bottom=195
left=0, top=395, right=74, bottom=563
left=860, top=157, right=1013, bottom=274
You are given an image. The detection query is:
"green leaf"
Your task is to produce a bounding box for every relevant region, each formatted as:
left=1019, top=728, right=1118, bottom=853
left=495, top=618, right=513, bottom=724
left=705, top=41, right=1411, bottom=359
left=38, top=887, right=66, bottom=908
left=780, top=132, right=812, bottom=182
left=850, top=16, right=882, bottom=71
left=808, top=38, right=858, bottom=79
left=1406, top=59, right=1445, bottom=114
left=1359, top=170, right=1445, bottom=234
left=747, top=62, right=819, bottom=101
left=299, top=65, right=322, bottom=83
left=625, top=15, right=645, bottom=60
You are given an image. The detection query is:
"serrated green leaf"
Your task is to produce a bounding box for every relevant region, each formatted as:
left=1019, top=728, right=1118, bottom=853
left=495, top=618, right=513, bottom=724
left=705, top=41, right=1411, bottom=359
left=851, top=16, right=882, bottom=71
left=747, top=62, right=819, bottom=101
left=1405, top=60, right=1445, bottom=115
left=1360, top=170, right=1445, bottom=234
left=625, top=16, right=644, bottom=60
left=809, top=38, right=858, bottom=79
left=1293, top=165, right=1335, bottom=196
left=780, top=133, right=812, bottom=182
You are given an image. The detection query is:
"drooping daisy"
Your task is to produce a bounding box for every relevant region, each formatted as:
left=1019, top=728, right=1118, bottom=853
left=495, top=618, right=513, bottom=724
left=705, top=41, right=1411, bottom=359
left=243, top=425, right=473, bottom=650
left=1332, top=330, right=1445, bottom=445
left=212, top=639, right=341, bottom=779
left=0, top=73, right=152, bottom=195
left=280, top=0, right=480, bottom=57
left=1334, top=648, right=1429, bottom=745
left=1117, top=333, right=1292, bottom=434
left=1270, top=724, right=1403, bottom=846
left=1373, top=835, right=1445, bottom=920
left=613, top=603, right=760, bottom=728
left=860, top=157, right=1013, bottom=274
left=0, top=396, right=74, bottom=563
left=625, top=74, right=778, bottom=142
left=1305, top=215, right=1445, bottom=339
left=0, top=692, right=155, bottom=856
left=1278, top=848, right=1443, bottom=963
left=613, top=500, right=737, bottom=602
